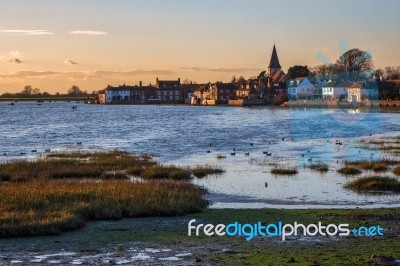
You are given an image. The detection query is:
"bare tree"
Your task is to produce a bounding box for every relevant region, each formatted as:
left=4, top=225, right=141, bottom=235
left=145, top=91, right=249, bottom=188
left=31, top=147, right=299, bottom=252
left=311, top=64, right=337, bottom=81
left=32, top=88, right=40, bottom=95
left=384, top=66, right=400, bottom=80
left=21, top=85, right=33, bottom=95
left=335, top=48, right=374, bottom=81
left=68, top=85, right=85, bottom=96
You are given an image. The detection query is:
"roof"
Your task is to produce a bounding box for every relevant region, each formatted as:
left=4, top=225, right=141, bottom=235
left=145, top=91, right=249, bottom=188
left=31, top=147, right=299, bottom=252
left=288, top=77, right=309, bottom=87
left=268, top=44, right=282, bottom=69
left=214, top=82, right=237, bottom=91
left=271, top=70, right=286, bottom=82
left=156, top=79, right=181, bottom=88
left=105, top=85, right=153, bottom=92
left=323, top=80, right=353, bottom=88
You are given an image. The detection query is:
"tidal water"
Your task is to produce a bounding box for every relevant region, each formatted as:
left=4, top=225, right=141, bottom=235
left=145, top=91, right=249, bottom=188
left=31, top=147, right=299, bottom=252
left=1, top=101, right=399, bottom=208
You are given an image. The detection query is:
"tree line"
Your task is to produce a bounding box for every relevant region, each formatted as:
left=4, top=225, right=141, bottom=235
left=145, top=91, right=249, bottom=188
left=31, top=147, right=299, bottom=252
left=0, top=85, right=98, bottom=98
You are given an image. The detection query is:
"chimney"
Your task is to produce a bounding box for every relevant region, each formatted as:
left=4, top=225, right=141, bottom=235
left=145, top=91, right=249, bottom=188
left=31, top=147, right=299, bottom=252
left=156, top=77, right=159, bottom=83
left=178, top=78, right=181, bottom=84
left=139, top=81, right=142, bottom=87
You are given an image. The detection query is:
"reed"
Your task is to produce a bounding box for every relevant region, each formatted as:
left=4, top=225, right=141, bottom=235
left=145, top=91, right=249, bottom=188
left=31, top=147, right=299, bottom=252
left=337, top=167, right=361, bottom=175
left=192, top=164, right=225, bottom=178
left=309, top=162, right=329, bottom=172
left=271, top=167, right=298, bottom=175
left=344, top=176, right=400, bottom=193
left=394, top=166, right=400, bottom=176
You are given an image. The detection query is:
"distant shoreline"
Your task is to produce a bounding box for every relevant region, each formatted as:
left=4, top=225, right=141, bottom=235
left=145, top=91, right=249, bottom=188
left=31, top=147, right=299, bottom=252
left=0, top=97, right=95, bottom=102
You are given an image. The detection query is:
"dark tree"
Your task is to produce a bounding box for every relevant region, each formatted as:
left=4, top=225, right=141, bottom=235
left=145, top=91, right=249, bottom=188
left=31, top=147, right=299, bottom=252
left=258, top=71, right=266, bottom=79
left=21, top=85, right=33, bottom=95
left=311, top=64, right=338, bottom=81
left=68, top=85, right=85, bottom=96
left=335, top=48, right=374, bottom=81
left=287, top=65, right=310, bottom=79
left=384, top=66, right=400, bottom=80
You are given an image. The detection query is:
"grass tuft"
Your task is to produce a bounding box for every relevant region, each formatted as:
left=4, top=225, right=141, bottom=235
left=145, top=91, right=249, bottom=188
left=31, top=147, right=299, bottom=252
left=271, top=168, right=298, bottom=175
left=344, top=176, right=400, bottom=193
left=140, top=164, right=191, bottom=180
left=309, top=162, right=329, bottom=172
left=216, top=154, right=227, bottom=159
left=338, top=167, right=361, bottom=175
left=192, top=164, right=225, bottom=178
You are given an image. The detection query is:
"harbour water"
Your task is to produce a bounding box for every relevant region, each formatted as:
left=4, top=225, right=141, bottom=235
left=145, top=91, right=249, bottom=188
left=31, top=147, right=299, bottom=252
left=1, top=101, right=399, bottom=208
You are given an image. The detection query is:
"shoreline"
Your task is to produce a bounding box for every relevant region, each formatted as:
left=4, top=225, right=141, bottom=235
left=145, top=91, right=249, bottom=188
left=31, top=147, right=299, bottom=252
left=1, top=208, right=399, bottom=265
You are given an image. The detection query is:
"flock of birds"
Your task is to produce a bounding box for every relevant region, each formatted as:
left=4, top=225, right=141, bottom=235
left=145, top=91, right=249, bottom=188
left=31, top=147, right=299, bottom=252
left=205, top=136, right=378, bottom=163
left=2, top=142, right=83, bottom=156
left=205, top=137, right=295, bottom=157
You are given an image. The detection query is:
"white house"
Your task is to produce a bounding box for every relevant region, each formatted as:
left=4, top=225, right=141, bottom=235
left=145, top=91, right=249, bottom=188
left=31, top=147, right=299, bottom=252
left=104, top=86, right=131, bottom=103
left=287, top=77, right=316, bottom=99
left=347, top=81, right=379, bottom=103
left=322, top=81, right=352, bottom=99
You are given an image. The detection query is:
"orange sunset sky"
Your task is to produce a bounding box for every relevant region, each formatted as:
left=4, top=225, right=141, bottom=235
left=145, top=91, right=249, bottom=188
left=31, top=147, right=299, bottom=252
left=0, top=0, right=399, bottom=93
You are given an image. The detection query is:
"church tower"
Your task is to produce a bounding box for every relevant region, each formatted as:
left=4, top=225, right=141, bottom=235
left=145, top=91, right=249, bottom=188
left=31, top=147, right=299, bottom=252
left=267, top=44, right=282, bottom=77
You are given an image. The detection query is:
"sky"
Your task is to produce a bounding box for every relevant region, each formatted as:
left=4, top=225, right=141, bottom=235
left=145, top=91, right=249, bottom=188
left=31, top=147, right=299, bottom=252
left=0, top=0, right=399, bottom=93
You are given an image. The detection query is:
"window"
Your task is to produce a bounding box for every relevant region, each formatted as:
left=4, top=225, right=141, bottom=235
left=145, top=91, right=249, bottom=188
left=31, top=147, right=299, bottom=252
left=220, top=89, right=223, bottom=94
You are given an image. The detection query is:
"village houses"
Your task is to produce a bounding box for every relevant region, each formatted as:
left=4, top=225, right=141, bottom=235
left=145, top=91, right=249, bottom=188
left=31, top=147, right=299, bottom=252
left=98, top=44, right=384, bottom=105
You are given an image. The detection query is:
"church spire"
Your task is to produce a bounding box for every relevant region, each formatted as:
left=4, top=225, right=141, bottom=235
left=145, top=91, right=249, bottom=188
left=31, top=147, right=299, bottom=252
left=268, top=44, right=282, bottom=69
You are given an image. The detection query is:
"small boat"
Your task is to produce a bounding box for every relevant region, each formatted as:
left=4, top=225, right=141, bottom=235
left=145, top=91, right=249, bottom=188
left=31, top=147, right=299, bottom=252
left=72, top=106, right=77, bottom=110
left=266, top=152, right=272, bottom=156
left=230, top=152, right=236, bottom=156
left=10, top=103, right=14, bottom=105
left=245, top=152, right=249, bottom=156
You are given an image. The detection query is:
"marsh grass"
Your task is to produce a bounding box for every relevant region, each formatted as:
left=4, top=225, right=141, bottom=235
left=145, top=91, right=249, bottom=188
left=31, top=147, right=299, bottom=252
left=192, top=164, right=225, bottom=178
left=360, top=136, right=400, bottom=155
left=0, top=179, right=207, bottom=237
left=0, top=150, right=222, bottom=237
left=309, top=162, right=329, bottom=172
left=140, top=164, right=191, bottom=180
left=394, top=166, right=400, bottom=176
left=344, top=176, right=400, bottom=193
left=0, top=150, right=156, bottom=181
left=337, top=167, right=361, bottom=175
left=216, top=154, right=227, bottom=159
left=271, top=167, right=298, bottom=175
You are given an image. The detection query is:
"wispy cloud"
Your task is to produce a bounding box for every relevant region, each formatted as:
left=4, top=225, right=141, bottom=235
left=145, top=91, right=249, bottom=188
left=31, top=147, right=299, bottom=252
left=69, top=30, right=107, bottom=36
left=64, top=59, right=79, bottom=65
left=181, top=67, right=262, bottom=73
left=7, top=58, right=23, bottom=64
left=0, top=29, right=53, bottom=35
left=1, top=51, right=24, bottom=64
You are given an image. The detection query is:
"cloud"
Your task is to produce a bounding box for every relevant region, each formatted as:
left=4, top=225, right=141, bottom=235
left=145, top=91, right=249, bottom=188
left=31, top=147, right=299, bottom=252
left=69, top=30, right=107, bottom=36
left=7, top=58, right=23, bottom=64
left=64, top=59, right=79, bottom=65
left=180, top=67, right=262, bottom=73
left=1, top=51, right=24, bottom=64
left=0, top=29, right=53, bottom=35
